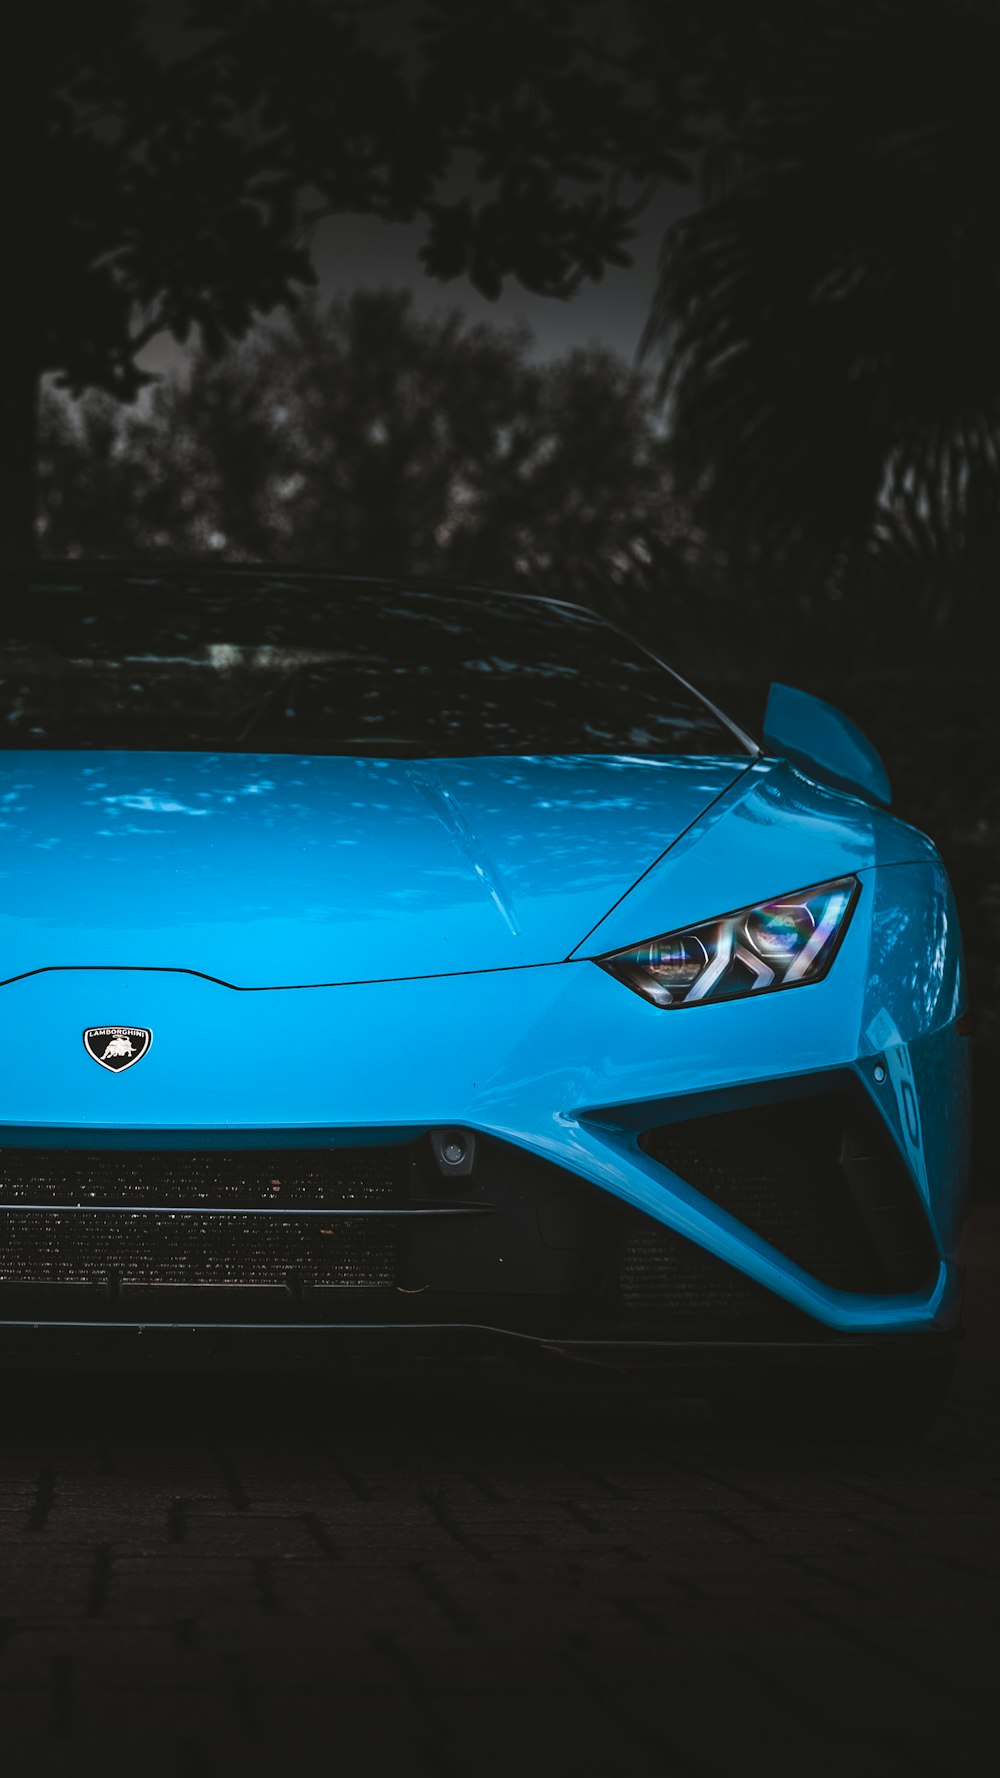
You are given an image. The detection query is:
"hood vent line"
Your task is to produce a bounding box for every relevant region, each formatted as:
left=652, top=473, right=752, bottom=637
left=408, top=768, right=521, bottom=937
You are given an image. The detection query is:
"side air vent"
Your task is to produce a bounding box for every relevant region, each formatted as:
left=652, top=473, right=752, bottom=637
left=639, top=1092, right=937, bottom=1294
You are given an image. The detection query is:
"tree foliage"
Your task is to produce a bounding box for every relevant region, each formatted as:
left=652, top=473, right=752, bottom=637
left=18, top=0, right=1000, bottom=614
left=38, top=287, right=715, bottom=635
left=4, top=0, right=689, bottom=555
left=640, top=0, right=1000, bottom=604
left=23, top=0, right=683, bottom=406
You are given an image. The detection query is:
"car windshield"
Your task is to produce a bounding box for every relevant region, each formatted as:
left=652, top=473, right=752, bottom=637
left=0, top=571, right=748, bottom=758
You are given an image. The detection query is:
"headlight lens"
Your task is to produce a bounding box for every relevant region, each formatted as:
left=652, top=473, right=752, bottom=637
left=596, top=876, right=859, bottom=1009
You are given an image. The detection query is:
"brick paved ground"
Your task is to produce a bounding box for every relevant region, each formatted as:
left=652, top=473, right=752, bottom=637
left=1, top=1218, right=998, bottom=1777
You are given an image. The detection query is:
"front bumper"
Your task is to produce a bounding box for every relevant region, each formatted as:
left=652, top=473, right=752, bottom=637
left=0, top=885, right=970, bottom=1347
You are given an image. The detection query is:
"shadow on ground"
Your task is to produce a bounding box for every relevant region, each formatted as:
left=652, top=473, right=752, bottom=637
left=0, top=1364, right=996, bottom=1775
left=0, top=1214, right=997, bottom=1774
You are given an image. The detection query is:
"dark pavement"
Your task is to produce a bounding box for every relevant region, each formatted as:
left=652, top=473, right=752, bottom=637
left=1, top=1214, right=998, bottom=1776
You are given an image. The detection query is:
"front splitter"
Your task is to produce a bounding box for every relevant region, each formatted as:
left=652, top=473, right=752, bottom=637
left=0, top=1315, right=960, bottom=1376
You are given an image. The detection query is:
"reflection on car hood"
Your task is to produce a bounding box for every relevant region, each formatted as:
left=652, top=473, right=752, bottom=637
left=0, top=750, right=750, bottom=986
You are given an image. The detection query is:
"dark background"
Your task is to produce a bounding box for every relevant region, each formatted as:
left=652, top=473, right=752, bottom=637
left=1, top=6, right=999, bottom=1768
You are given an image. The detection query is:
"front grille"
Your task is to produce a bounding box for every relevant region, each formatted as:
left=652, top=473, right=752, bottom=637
left=0, top=1105, right=936, bottom=1334
left=0, top=1147, right=409, bottom=1288
left=0, top=1210, right=399, bottom=1288
left=0, top=1146, right=407, bottom=1210
left=640, top=1092, right=936, bottom=1294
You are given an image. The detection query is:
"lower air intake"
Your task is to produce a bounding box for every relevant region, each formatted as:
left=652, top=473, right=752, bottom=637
left=0, top=1210, right=398, bottom=1288
left=0, top=1147, right=409, bottom=1288
left=0, top=1146, right=408, bottom=1210
left=611, top=1208, right=812, bottom=1335
left=640, top=1091, right=936, bottom=1294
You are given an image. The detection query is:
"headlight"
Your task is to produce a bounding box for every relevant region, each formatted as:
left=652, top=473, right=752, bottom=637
left=596, top=876, right=860, bottom=1009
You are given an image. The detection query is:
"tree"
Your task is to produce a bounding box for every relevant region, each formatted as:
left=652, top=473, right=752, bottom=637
left=11, top=0, right=686, bottom=559
left=8, top=3, right=305, bottom=557
left=39, top=288, right=719, bottom=646
left=639, top=0, right=1000, bottom=617
left=24, top=0, right=1000, bottom=621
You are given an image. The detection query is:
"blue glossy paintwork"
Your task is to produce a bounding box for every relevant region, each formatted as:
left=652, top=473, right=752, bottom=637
left=0, top=904, right=961, bottom=1331
left=572, top=759, right=936, bottom=957
left=0, top=741, right=970, bottom=1337
left=858, top=861, right=970, bottom=1250
left=0, top=750, right=747, bottom=984
left=763, top=682, right=892, bottom=805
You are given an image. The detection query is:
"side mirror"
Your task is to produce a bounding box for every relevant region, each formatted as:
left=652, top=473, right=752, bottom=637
left=763, top=683, right=891, bottom=807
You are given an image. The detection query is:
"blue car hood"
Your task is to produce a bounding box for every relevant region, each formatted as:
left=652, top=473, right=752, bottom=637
left=0, top=750, right=749, bottom=986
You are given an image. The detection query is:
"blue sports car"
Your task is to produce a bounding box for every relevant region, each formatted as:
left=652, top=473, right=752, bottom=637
left=0, top=567, right=970, bottom=1431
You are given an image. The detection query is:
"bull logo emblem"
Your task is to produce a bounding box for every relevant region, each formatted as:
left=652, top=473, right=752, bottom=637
left=83, top=1026, right=153, bottom=1072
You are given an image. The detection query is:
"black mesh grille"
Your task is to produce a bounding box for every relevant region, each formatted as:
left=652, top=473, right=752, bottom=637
left=607, top=1208, right=810, bottom=1335
left=0, top=1146, right=408, bottom=1211
left=639, top=1093, right=936, bottom=1294
left=0, top=1211, right=399, bottom=1287
left=0, top=1148, right=409, bottom=1287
